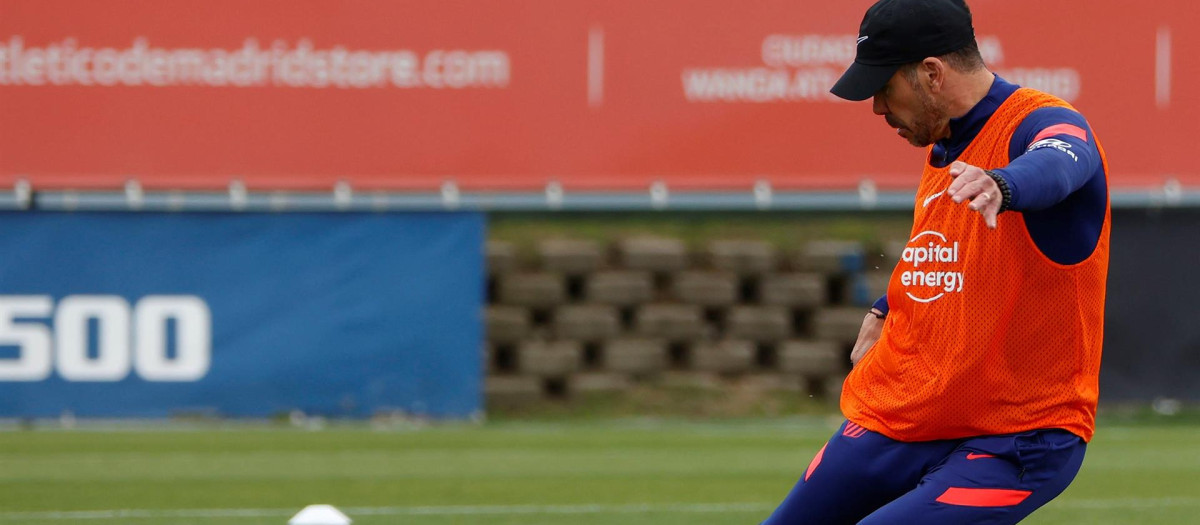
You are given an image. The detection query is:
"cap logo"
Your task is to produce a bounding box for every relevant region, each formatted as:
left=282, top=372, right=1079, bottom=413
left=857, top=35, right=869, bottom=45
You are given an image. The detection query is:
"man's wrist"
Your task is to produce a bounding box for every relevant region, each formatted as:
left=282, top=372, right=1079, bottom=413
left=984, top=169, right=1013, bottom=213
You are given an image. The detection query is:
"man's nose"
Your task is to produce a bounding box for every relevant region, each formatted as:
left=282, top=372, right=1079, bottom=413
left=872, top=94, right=888, bottom=116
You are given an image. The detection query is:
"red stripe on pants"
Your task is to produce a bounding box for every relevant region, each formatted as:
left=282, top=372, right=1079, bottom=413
left=804, top=443, right=827, bottom=482
left=935, top=487, right=1033, bottom=507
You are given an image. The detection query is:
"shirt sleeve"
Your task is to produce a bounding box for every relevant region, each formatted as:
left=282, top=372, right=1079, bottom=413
left=872, top=294, right=889, bottom=316
left=992, top=107, right=1102, bottom=211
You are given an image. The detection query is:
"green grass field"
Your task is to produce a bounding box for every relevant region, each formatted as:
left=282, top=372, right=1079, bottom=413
left=1, top=418, right=1197, bottom=524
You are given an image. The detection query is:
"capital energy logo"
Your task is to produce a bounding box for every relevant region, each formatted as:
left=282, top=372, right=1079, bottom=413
left=900, top=231, right=964, bottom=303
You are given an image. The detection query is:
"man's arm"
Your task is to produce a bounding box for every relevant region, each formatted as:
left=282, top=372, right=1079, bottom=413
left=994, top=107, right=1101, bottom=211
left=850, top=294, right=888, bottom=365
left=945, top=107, right=1102, bottom=227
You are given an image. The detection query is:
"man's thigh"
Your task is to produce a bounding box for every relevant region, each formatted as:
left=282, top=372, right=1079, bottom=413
left=761, top=421, right=956, bottom=525
left=859, top=429, right=1086, bottom=525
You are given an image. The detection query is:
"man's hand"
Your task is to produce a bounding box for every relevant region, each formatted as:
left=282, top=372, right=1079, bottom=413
left=947, top=161, right=1002, bottom=229
left=850, top=309, right=885, bottom=366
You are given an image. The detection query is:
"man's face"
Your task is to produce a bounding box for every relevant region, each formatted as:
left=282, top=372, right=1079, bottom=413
left=871, top=70, right=947, bottom=147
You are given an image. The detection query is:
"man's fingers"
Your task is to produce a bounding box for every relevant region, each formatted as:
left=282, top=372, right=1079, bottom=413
left=968, top=191, right=988, bottom=210
left=949, top=161, right=969, bottom=177
left=967, top=190, right=1001, bottom=228
left=964, top=190, right=993, bottom=210
left=951, top=178, right=988, bottom=203
left=947, top=163, right=985, bottom=198
left=943, top=161, right=1001, bottom=228
left=947, top=170, right=977, bottom=197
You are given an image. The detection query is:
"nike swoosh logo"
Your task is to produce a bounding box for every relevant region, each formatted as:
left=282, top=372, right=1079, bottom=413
left=922, top=189, right=945, bottom=208
left=857, top=36, right=869, bottom=45
left=966, top=453, right=996, bottom=460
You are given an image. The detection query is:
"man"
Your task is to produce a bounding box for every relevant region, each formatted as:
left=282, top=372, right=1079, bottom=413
left=762, top=0, right=1109, bottom=523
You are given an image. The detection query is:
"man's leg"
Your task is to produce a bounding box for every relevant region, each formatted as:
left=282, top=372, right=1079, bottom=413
left=761, top=420, right=956, bottom=525
left=858, top=429, right=1086, bottom=525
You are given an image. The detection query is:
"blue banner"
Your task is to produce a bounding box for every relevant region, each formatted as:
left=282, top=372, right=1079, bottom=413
left=0, top=212, right=484, bottom=418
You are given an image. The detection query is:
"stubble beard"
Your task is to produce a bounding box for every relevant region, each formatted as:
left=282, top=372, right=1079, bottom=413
left=905, top=84, right=947, bottom=148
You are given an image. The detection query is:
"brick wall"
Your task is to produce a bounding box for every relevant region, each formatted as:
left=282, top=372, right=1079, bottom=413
left=484, top=237, right=900, bottom=406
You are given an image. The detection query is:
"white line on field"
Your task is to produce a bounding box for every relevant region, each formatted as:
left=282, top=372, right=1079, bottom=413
left=1055, top=497, right=1200, bottom=510
left=350, top=502, right=774, bottom=516
left=3, top=498, right=1199, bottom=521
left=0, top=503, right=772, bottom=521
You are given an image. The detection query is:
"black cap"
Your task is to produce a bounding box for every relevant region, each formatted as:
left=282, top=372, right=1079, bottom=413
left=831, top=0, right=976, bottom=101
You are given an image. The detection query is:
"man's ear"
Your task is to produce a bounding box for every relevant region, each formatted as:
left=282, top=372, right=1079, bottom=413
left=922, top=57, right=946, bottom=93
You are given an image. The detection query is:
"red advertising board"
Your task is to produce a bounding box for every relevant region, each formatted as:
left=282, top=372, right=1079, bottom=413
left=1, top=0, right=1196, bottom=191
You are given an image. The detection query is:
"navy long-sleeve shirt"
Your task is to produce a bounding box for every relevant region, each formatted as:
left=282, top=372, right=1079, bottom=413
left=874, top=75, right=1107, bottom=316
